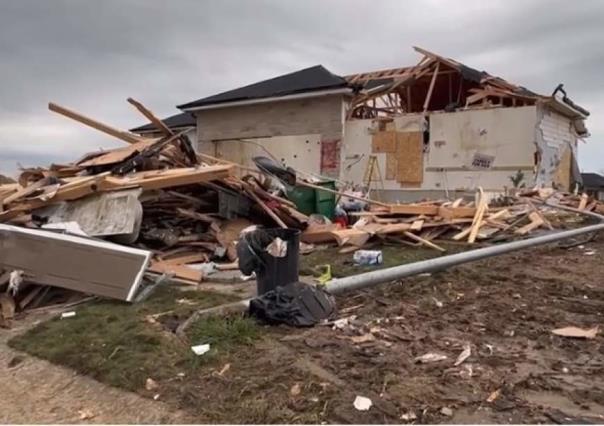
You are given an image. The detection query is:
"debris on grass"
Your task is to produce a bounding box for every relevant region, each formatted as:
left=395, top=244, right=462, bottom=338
left=191, top=343, right=211, bottom=356
left=61, top=311, right=76, bottom=319
left=414, top=352, right=448, bottom=363
left=353, top=395, right=372, bottom=411
left=454, top=343, right=472, bottom=366
left=290, top=383, right=301, bottom=396
left=145, top=377, right=159, bottom=391
left=551, top=325, right=599, bottom=339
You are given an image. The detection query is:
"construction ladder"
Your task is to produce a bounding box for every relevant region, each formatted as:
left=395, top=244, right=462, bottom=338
left=362, top=155, right=385, bottom=200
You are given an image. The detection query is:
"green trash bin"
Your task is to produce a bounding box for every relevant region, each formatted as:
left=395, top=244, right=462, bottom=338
left=287, top=180, right=336, bottom=220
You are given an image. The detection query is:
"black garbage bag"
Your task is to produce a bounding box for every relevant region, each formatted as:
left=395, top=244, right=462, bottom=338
left=249, top=281, right=337, bottom=327
left=237, top=227, right=300, bottom=295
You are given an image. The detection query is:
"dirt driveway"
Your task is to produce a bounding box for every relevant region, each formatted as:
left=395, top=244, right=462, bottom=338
left=3, top=234, right=604, bottom=423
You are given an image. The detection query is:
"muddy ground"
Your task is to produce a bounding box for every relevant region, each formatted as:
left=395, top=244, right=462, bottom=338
left=5, top=234, right=604, bottom=424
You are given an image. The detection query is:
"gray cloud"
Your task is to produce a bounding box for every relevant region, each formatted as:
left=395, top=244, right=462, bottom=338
left=1, top=0, right=603, bottom=177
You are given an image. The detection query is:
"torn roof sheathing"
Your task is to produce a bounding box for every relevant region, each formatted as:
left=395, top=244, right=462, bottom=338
left=345, top=46, right=589, bottom=122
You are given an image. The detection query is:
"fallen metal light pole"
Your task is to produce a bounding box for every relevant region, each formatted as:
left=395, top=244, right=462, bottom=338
left=325, top=203, right=604, bottom=295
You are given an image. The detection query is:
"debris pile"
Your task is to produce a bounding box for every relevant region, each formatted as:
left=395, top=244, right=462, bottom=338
left=1, top=99, right=602, bottom=320
left=301, top=187, right=604, bottom=252
left=0, top=100, right=310, bottom=316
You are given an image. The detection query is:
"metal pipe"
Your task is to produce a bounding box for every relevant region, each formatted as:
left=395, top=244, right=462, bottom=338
left=325, top=203, right=604, bottom=295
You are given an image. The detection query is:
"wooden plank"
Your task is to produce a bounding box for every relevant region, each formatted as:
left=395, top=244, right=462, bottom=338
left=244, top=187, right=288, bottom=229
left=410, top=220, right=424, bottom=231
left=149, top=261, right=203, bottom=282
left=403, top=231, right=446, bottom=252
left=102, top=165, right=233, bottom=191
left=578, top=193, right=588, bottom=210
left=78, top=139, right=157, bottom=167
left=388, top=204, right=439, bottom=215
left=49, top=102, right=148, bottom=145
left=468, top=191, right=488, bottom=243
left=396, top=132, right=423, bottom=184
left=164, top=253, right=208, bottom=265
left=375, top=223, right=412, bottom=235
left=329, top=229, right=371, bottom=247
left=423, top=62, right=440, bottom=113
left=514, top=211, right=544, bottom=235
left=301, top=224, right=339, bottom=244
left=437, top=206, right=476, bottom=219
left=127, top=97, right=174, bottom=136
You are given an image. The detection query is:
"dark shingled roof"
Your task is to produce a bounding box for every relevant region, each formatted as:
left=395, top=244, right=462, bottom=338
left=130, top=112, right=196, bottom=133
left=581, top=173, right=604, bottom=188
left=177, top=65, right=349, bottom=109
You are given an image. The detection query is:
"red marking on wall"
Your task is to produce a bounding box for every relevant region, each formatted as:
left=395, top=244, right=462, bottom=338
left=320, top=139, right=341, bottom=177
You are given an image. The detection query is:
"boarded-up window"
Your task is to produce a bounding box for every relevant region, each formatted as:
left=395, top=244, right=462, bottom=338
left=372, top=131, right=397, bottom=153
left=396, top=132, right=423, bottom=184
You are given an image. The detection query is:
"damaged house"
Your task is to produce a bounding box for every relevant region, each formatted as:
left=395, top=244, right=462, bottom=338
left=174, top=47, right=589, bottom=201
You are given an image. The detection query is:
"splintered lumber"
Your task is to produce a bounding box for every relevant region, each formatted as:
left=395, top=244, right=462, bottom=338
left=388, top=204, right=439, bottom=215
left=514, top=211, right=545, bottom=235
left=375, top=223, right=412, bottom=235
left=330, top=228, right=371, bottom=247
left=49, top=102, right=148, bottom=145
left=468, top=189, right=488, bottom=243
left=244, top=186, right=288, bottom=229
left=403, top=231, right=446, bottom=252
left=410, top=220, right=424, bottom=231
left=102, top=165, right=233, bottom=191
left=578, top=193, right=588, bottom=210
left=437, top=205, right=477, bottom=219
left=78, top=139, right=157, bottom=167
left=301, top=224, right=339, bottom=244
left=127, top=97, right=174, bottom=136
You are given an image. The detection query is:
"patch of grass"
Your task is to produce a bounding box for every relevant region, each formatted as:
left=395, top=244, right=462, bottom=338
left=9, top=286, right=259, bottom=392
left=300, top=243, right=466, bottom=278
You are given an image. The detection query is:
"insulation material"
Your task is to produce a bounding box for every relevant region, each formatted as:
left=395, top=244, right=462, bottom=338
left=371, top=131, right=397, bottom=153
left=535, top=106, right=577, bottom=188
left=396, top=132, right=424, bottom=184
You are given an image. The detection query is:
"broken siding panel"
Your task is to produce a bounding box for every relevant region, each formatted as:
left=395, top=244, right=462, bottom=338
left=0, top=225, right=151, bottom=301
left=535, top=105, right=577, bottom=188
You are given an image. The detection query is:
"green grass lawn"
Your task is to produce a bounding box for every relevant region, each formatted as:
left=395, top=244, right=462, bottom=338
left=9, top=287, right=259, bottom=392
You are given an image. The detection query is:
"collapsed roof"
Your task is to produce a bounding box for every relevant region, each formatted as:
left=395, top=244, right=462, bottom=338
left=174, top=46, right=588, bottom=133
left=345, top=47, right=589, bottom=122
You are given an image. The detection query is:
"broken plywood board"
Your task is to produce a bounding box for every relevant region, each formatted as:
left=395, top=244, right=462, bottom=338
left=385, top=153, right=397, bottom=180
left=396, top=132, right=423, bottom=184
left=372, top=131, right=397, bottom=153
left=0, top=224, right=151, bottom=302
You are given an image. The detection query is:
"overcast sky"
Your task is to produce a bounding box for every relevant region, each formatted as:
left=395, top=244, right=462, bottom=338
left=1, top=0, right=603, bottom=177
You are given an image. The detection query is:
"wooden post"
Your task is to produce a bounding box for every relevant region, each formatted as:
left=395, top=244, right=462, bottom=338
left=48, top=102, right=146, bottom=145
left=423, top=62, right=440, bottom=113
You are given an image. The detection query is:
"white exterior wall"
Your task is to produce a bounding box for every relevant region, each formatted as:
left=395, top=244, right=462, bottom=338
left=341, top=106, right=538, bottom=197
left=211, top=134, right=323, bottom=176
